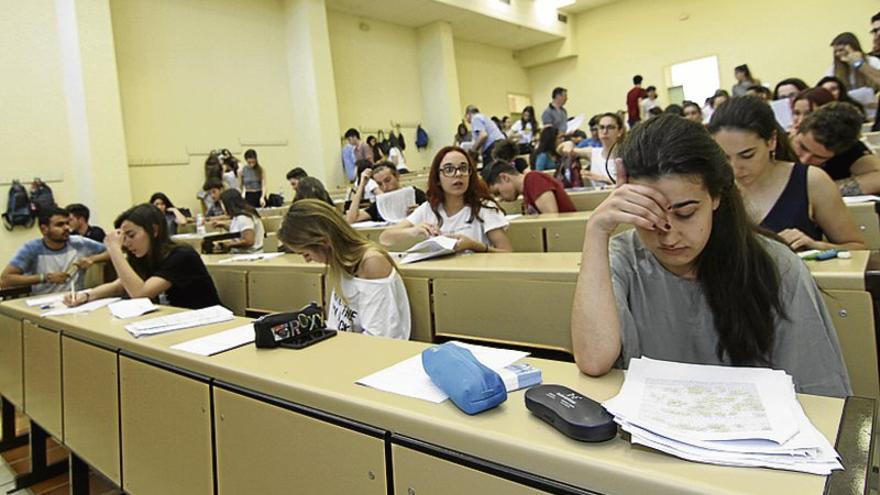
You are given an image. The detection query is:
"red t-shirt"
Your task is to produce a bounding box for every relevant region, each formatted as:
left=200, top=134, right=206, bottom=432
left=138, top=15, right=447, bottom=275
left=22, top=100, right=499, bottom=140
left=522, top=172, right=576, bottom=214
left=626, top=86, right=646, bottom=122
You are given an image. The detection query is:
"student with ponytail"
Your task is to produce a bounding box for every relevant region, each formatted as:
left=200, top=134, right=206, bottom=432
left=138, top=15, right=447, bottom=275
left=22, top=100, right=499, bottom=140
left=571, top=114, right=850, bottom=397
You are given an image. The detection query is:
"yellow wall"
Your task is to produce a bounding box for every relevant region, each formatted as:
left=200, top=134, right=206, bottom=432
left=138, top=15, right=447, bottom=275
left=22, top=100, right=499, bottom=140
left=327, top=10, right=430, bottom=171
left=112, top=0, right=299, bottom=211
left=527, top=0, right=879, bottom=119
left=0, top=0, right=130, bottom=266
left=455, top=39, right=532, bottom=119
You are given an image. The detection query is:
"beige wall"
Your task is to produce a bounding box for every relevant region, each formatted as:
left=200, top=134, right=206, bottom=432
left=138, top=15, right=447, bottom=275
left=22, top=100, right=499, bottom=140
left=455, top=39, right=531, bottom=119
left=527, top=0, right=879, bottom=120
left=0, top=0, right=130, bottom=266
left=112, top=0, right=299, bottom=211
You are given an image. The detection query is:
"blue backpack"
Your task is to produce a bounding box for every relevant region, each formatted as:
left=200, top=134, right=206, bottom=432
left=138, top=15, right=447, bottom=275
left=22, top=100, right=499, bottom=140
left=3, top=181, right=34, bottom=230
left=415, top=125, right=429, bottom=150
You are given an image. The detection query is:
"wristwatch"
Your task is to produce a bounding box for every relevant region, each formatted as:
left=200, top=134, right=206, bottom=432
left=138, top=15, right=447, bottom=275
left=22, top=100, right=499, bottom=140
left=853, top=59, right=865, bottom=70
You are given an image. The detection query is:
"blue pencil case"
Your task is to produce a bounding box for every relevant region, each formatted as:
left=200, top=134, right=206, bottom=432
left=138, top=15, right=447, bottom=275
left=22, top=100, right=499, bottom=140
left=422, top=343, right=507, bottom=415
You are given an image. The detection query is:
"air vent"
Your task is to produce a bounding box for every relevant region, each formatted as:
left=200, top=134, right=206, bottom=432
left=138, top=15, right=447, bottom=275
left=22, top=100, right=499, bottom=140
left=558, top=13, right=568, bottom=23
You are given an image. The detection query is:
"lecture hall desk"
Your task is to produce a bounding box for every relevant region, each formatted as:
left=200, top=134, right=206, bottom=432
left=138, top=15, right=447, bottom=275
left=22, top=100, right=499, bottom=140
left=0, top=299, right=873, bottom=495
left=205, top=250, right=879, bottom=401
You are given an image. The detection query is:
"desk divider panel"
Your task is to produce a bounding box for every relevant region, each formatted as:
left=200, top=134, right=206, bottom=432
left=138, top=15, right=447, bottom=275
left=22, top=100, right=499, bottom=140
left=22, top=321, right=62, bottom=439
left=402, top=277, right=432, bottom=343
left=506, top=222, right=545, bottom=252
left=210, top=269, right=248, bottom=316
left=392, top=444, right=554, bottom=495
left=821, top=290, right=879, bottom=399
left=247, top=270, right=323, bottom=313
left=213, top=386, right=387, bottom=495
left=846, top=202, right=880, bottom=250
left=433, top=278, right=575, bottom=353
left=0, top=314, right=23, bottom=407
left=119, top=355, right=213, bottom=495
left=61, top=335, right=121, bottom=484
left=569, top=190, right=610, bottom=211
left=545, top=221, right=588, bottom=253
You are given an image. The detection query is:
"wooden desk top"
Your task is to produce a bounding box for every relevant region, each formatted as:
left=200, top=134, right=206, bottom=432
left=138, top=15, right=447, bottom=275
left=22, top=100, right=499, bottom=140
left=203, top=250, right=871, bottom=290
left=0, top=299, right=866, bottom=495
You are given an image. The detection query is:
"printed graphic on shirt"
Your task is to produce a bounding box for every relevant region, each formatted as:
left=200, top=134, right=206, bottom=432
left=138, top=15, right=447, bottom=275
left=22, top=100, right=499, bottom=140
left=328, top=292, right=359, bottom=333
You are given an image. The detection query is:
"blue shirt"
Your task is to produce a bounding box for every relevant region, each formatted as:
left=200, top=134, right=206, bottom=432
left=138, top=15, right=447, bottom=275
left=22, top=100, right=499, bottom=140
left=534, top=152, right=558, bottom=171
left=9, top=236, right=106, bottom=295
left=471, top=113, right=505, bottom=152
left=342, top=143, right=356, bottom=182
left=577, top=138, right=602, bottom=148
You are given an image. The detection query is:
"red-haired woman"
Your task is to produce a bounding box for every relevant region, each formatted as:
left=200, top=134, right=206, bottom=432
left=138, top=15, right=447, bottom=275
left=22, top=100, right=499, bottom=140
left=379, top=146, right=512, bottom=253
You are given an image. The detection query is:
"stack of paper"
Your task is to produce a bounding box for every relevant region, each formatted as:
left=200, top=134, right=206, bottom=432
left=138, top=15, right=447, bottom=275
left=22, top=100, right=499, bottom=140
left=170, top=324, right=254, bottom=356
left=391, top=236, right=458, bottom=264
left=357, top=341, right=529, bottom=403
left=603, top=358, right=842, bottom=475
left=124, top=305, right=234, bottom=338
left=217, top=252, right=285, bottom=264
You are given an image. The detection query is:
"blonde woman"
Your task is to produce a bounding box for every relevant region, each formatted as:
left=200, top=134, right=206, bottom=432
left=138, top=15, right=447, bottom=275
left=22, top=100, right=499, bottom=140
left=278, top=199, right=411, bottom=340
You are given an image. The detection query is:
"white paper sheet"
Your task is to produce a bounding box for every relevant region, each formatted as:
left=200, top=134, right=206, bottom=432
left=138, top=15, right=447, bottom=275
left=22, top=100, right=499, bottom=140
left=351, top=220, right=394, bottom=229
left=170, top=324, right=255, bottom=356
left=504, top=214, right=522, bottom=221
left=356, top=341, right=529, bottom=402
left=41, top=297, right=121, bottom=317
left=376, top=187, right=416, bottom=223
left=125, top=305, right=234, bottom=338
left=842, top=194, right=880, bottom=204
left=770, top=98, right=793, bottom=131
left=109, top=298, right=158, bottom=319
left=217, top=252, right=285, bottom=264
left=392, top=236, right=458, bottom=264
left=566, top=114, right=585, bottom=134
left=26, top=294, right=65, bottom=307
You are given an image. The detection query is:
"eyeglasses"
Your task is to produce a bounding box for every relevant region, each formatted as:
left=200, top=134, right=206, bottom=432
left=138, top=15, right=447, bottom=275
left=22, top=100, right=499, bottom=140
left=598, top=125, right=619, bottom=131
left=440, top=164, right=471, bottom=177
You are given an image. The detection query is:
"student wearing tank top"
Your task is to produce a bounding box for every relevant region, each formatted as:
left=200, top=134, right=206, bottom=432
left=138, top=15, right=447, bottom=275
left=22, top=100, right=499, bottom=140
left=571, top=115, right=850, bottom=397
left=708, top=96, right=865, bottom=252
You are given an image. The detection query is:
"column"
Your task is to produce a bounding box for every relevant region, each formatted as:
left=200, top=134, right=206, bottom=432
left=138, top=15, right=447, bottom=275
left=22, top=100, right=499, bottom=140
left=417, top=22, right=463, bottom=160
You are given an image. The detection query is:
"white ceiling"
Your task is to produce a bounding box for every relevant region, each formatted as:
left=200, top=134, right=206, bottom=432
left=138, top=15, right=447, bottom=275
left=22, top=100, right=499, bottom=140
left=325, top=0, right=564, bottom=51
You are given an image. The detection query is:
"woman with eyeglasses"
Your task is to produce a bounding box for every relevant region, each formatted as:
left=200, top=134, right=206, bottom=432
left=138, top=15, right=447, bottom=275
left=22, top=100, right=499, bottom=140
left=564, top=112, right=626, bottom=185
left=379, top=146, right=512, bottom=253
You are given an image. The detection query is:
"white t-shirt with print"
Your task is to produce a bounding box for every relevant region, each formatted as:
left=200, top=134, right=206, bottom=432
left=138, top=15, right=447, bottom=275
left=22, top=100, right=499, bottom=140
left=405, top=201, right=509, bottom=246
left=327, top=271, right=411, bottom=340
left=229, top=214, right=264, bottom=253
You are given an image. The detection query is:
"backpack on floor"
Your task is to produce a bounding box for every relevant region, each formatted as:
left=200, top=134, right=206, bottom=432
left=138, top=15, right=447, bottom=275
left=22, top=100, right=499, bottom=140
left=3, top=181, right=34, bottom=230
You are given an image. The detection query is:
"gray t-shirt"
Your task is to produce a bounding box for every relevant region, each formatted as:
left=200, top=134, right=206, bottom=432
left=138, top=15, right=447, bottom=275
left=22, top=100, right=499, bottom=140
left=541, top=104, right=568, bottom=133
left=608, top=230, right=851, bottom=398
left=241, top=165, right=262, bottom=191
left=9, top=236, right=106, bottom=295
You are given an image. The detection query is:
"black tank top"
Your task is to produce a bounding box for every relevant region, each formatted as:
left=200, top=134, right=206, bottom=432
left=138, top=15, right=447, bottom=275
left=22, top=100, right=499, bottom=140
left=760, top=162, right=823, bottom=240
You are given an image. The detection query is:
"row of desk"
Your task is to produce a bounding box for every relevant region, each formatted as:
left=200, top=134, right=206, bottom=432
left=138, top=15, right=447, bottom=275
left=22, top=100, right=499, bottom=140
left=203, top=251, right=880, bottom=402
left=0, top=297, right=874, bottom=495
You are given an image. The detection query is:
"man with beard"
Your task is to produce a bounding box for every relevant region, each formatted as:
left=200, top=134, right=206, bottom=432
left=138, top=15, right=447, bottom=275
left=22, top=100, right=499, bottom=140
left=1, top=206, right=108, bottom=295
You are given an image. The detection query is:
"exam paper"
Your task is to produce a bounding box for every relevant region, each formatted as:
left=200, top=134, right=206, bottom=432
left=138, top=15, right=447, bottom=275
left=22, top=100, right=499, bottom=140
left=392, top=236, right=458, bottom=264
left=125, top=305, right=234, bottom=338
left=377, top=186, right=416, bottom=223
left=770, top=98, right=793, bottom=131
left=351, top=220, right=394, bottom=229
left=356, top=341, right=529, bottom=402
left=566, top=114, right=585, bottom=134
left=217, top=252, right=285, bottom=264
left=26, top=294, right=65, bottom=307
left=170, top=324, right=254, bottom=356
left=109, top=298, right=158, bottom=319
left=41, top=297, right=121, bottom=317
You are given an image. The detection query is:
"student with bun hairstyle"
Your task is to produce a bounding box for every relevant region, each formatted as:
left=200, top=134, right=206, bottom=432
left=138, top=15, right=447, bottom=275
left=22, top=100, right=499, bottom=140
left=279, top=199, right=411, bottom=339
left=571, top=114, right=850, bottom=397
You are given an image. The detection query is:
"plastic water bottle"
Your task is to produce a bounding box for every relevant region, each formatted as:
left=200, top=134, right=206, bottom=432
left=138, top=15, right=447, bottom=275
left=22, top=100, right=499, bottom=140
left=196, top=213, right=206, bottom=235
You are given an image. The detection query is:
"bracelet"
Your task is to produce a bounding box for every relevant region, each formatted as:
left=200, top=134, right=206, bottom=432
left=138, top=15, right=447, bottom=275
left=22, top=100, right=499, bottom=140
left=853, top=59, right=865, bottom=70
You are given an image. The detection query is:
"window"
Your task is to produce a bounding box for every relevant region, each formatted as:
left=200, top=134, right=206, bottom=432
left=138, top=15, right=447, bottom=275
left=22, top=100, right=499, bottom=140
left=668, top=56, right=720, bottom=106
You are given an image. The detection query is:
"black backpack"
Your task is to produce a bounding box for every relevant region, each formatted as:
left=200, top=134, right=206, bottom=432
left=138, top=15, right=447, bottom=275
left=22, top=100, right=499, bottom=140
left=29, top=180, right=56, bottom=217
left=3, top=181, right=34, bottom=230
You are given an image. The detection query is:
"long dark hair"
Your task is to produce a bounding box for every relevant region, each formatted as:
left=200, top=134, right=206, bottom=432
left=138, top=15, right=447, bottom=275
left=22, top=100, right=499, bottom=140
left=816, top=75, right=866, bottom=114
left=114, top=204, right=178, bottom=280
left=531, top=126, right=560, bottom=166
left=520, top=105, right=538, bottom=133
left=426, top=146, right=501, bottom=227
left=621, top=114, right=785, bottom=365
left=830, top=33, right=873, bottom=90
left=706, top=96, right=797, bottom=162
left=149, top=192, right=175, bottom=210
left=243, top=149, right=264, bottom=180
left=772, top=78, right=808, bottom=100
left=219, top=189, right=260, bottom=219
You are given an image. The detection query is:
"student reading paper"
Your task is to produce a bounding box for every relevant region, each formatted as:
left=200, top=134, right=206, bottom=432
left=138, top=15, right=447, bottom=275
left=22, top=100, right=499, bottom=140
left=279, top=199, right=411, bottom=340
left=379, top=146, right=512, bottom=253
left=570, top=115, right=850, bottom=398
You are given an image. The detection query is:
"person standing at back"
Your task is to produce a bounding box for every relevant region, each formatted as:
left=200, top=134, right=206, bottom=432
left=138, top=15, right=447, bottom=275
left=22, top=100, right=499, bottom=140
left=541, top=87, right=569, bottom=134
left=242, top=149, right=267, bottom=208
left=626, top=75, right=646, bottom=128
left=464, top=105, right=506, bottom=177
left=731, top=64, right=760, bottom=97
